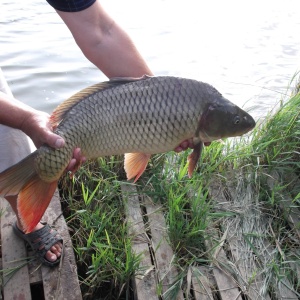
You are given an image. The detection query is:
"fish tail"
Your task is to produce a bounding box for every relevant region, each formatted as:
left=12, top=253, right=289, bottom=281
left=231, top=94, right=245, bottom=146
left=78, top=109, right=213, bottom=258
left=0, top=152, right=38, bottom=196
left=18, top=176, right=57, bottom=233
left=0, top=152, right=57, bottom=233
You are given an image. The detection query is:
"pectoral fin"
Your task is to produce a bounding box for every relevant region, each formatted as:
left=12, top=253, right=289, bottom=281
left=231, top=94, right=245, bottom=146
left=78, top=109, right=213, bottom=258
left=124, top=153, right=151, bottom=183
left=187, top=141, right=203, bottom=177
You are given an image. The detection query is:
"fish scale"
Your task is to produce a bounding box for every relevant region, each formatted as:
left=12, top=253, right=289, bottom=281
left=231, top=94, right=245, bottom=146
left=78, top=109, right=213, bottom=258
left=0, top=75, right=256, bottom=233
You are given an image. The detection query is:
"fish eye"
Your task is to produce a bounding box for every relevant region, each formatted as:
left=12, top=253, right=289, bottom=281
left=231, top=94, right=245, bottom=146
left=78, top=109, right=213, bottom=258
left=234, top=116, right=240, bottom=124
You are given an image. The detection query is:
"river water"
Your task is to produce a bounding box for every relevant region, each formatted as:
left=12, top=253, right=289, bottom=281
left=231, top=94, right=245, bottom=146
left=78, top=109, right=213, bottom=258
left=1, top=0, right=300, bottom=120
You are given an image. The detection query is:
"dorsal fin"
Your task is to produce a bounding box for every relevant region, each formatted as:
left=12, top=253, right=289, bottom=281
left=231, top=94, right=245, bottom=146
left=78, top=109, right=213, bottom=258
left=50, top=76, right=149, bottom=127
left=50, top=81, right=112, bottom=127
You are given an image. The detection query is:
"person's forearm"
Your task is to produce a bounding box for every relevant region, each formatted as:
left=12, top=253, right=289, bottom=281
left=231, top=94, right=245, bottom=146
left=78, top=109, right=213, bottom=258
left=0, top=91, right=36, bottom=131
left=56, top=1, right=153, bottom=79
left=0, top=91, right=65, bottom=149
left=80, top=21, right=153, bottom=78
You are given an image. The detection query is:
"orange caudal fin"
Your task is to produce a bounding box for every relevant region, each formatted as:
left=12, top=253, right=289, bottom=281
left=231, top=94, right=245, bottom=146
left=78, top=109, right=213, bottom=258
left=0, top=152, right=37, bottom=197
left=18, top=176, right=58, bottom=233
left=124, top=153, right=151, bottom=183
left=0, top=150, right=58, bottom=233
left=187, top=142, right=203, bottom=177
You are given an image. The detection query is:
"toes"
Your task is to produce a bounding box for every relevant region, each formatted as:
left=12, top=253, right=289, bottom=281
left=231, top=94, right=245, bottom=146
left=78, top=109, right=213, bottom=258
left=45, top=251, right=57, bottom=262
left=51, top=244, right=62, bottom=257
left=47, top=228, right=63, bottom=261
left=46, top=244, right=62, bottom=262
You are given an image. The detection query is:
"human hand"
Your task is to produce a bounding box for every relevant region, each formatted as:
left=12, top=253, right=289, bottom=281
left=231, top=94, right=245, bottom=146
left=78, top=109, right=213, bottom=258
left=174, top=139, right=211, bottom=152
left=174, top=139, right=194, bottom=152
left=21, top=110, right=65, bottom=149
left=66, top=148, right=86, bottom=174
left=21, top=110, right=86, bottom=173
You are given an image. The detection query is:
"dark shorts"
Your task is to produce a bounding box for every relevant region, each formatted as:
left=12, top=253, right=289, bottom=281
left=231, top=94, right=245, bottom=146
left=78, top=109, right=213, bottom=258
left=46, top=0, right=96, bottom=12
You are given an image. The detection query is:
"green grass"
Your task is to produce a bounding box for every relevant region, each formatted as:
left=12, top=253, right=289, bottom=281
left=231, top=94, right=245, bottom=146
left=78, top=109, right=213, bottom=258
left=59, top=158, right=138, bottom=298
left=59, top=75, right=300, bottom=299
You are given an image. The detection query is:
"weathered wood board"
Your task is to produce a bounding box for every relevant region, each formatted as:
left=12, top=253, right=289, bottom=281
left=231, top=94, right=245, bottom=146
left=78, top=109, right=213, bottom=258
left=191, top=266, right=214, bottom=300
left=1, top=197, right=32, bottom=300
left=122, top=183, right=184, bottom=300
left=0, top=191, right=82, bottom=300
left=209, top=179, right=272, bottom=300
left=121, top=183, right=158, bottom=300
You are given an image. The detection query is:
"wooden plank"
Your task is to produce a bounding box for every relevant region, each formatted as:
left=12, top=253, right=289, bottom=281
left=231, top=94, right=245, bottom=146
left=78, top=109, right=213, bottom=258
left=262, top=239, right=298, bottom=300
left=206, top=181, right=243, bottom=300
left=40, top=190, right=82, bottom=300
left=121, top=183, right=158, bottom=300
left=191, top=266, right=214, bottom=300
left=0, top=197, right=32, bottom=300
left=266, top=171, right=299, bottom=300
left=210, top=181, right=270, bottom=300
left=289, top=257, right=300, bottom=289
left=209, top=173, right=298, bottom=300
left=268, top=171, right=300, bottom=240
left=143, top=195, right=184, bottom=300
left=228, top=234, right=271, bottom=300
left=1, top=191, right=82, bottom=300
left=210, top=246, right=243, bottom=300
left=27, top=254, right=43, bottom=284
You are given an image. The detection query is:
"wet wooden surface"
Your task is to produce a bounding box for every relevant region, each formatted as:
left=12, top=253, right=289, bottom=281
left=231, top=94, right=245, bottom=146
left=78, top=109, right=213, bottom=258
left=1, top=197, right=32, bottom=300
left=0, top=191, right=82, bottom=300
left=121, top=183, right=157, bottom=300
left=123, top=175, right=300, bottom=300
left=122, top=183, right=184, bottom=300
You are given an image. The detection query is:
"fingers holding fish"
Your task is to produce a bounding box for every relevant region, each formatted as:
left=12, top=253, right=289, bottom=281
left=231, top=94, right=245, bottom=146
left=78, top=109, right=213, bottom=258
left=21, top=110, right=65, bottom=149
left=174, top=138, right=194, bottom=152
left=66, top=148, right=87, bottom=176
left=174, top=139, right=212, bottom=153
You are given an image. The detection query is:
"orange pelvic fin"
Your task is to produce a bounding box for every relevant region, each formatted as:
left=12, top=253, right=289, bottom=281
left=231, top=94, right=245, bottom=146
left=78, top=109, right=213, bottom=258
left=18, top=176, right=58, bottom=233
left=124, top=153, right=151, bottom=183
left=187, top=142, right=203, bottom=177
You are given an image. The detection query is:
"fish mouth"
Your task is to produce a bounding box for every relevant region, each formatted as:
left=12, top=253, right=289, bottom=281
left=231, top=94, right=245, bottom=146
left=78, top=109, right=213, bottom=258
left=244, top=115, right=256, bottom=132
left=245, top=121, right=256, bottom=133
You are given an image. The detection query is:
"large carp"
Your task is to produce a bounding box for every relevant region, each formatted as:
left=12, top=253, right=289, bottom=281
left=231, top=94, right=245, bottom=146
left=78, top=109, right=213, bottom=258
left=0, top=76, right=255, bottom=232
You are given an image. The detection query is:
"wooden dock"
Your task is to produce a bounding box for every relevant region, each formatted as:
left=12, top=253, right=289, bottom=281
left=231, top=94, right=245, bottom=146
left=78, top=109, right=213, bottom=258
left=0, top=191, right=82, bottom=300
left=121, top=183, right=184, bottom=300
left=121, top=172, right=300, bottom=300
left=4, top=169, right=298, bottom=300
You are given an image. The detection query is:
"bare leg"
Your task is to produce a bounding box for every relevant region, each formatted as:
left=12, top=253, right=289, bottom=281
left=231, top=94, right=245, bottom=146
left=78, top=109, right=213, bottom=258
left=0, top=68, right=62, bottom=263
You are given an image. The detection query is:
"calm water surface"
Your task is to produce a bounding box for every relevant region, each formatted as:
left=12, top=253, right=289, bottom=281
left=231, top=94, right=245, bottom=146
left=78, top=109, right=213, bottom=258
left=1, top=0, right=300, bottom=120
